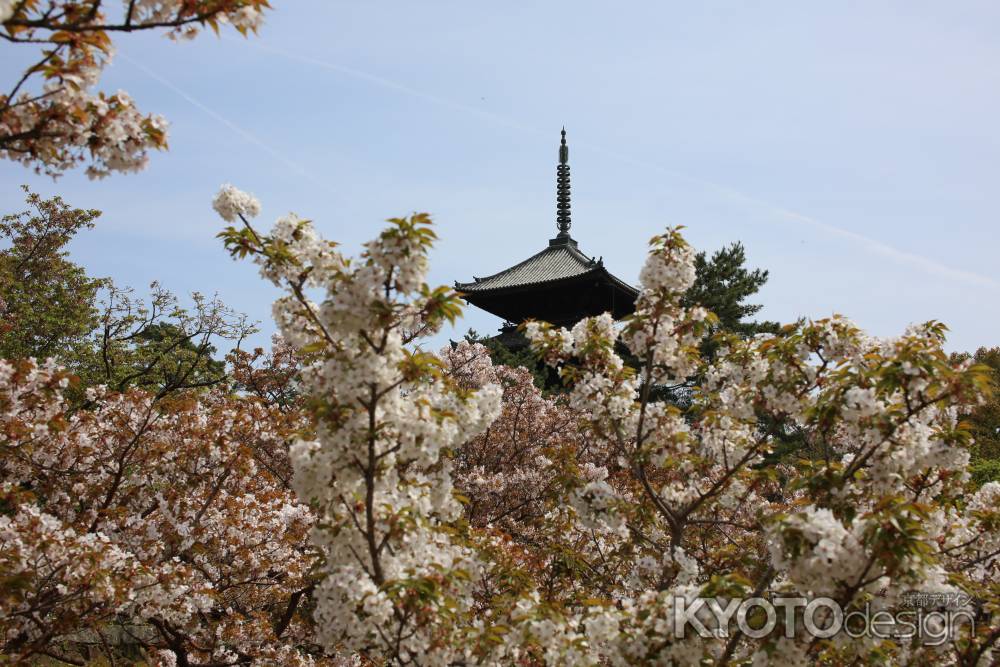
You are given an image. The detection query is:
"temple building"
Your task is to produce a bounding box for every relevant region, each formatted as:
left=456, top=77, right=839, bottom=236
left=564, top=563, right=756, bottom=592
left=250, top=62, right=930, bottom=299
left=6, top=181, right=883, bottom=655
left=455, top=129, right=639, bottom=336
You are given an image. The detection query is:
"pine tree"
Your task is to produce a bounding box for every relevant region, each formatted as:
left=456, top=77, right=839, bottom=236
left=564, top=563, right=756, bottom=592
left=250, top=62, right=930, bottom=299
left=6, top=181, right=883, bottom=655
left=681, top=242, right=779, bottom=360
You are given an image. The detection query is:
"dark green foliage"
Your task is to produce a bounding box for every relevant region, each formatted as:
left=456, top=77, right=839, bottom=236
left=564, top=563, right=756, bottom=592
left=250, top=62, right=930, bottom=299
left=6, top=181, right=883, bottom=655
left=0, top=186, right=105, bottom=363
left=135, top=322, right=226, bottom=384
left=970, top=460, right=1000, bottom=488
left=681, top=242, right=780, bottom=360
left=0, top=187, right=252, bottom=400
left=953, top=347, right=1000, bottom=462
left=653, top=242, right=778, bottom=404
left=679, top=243, right=812, bottom=465
left=75, top=284, right=250, bottom=398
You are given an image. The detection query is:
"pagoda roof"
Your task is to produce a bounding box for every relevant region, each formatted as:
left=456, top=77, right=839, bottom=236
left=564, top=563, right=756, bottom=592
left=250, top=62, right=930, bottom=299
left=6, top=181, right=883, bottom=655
left=454, top=128, right=639, bottom=327
left=454, top=237, right=637, bottom=298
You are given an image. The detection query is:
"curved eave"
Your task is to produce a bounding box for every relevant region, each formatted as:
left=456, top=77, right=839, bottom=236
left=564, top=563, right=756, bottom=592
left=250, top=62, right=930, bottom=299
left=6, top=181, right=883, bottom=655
left=455, top=267, right=639, bottom=327
left=456, top=266, right=637, bottom=299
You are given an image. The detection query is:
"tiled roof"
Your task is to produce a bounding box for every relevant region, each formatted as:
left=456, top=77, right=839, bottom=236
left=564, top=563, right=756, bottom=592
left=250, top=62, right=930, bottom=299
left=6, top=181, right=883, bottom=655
left=455, top=238, right=639, bottom=297
left=456, top=241, right=596, bottom=292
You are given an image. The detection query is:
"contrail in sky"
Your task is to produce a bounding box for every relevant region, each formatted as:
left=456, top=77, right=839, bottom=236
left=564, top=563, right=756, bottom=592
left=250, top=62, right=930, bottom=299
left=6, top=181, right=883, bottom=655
left=721, top=190, right=1000, bottom=291
left=239, top=39, right=531, bottom=134
left=574, top=144, right=1000, bottom=291
left=119, top=51, right=326, bottom=189
left=153, top=41, right=1000, bottom=292
left=241, top=41, right=1000, bottom=292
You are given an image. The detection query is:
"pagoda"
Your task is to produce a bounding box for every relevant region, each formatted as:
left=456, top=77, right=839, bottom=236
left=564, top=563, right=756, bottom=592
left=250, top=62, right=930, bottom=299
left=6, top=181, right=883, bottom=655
left=455, top=129, right=639, bottom=334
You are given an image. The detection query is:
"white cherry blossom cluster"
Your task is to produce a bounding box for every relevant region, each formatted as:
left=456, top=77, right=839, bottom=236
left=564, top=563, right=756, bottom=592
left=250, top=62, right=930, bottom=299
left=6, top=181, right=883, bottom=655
left=570, top=479, right=630, bottom=538
left=1, top=45, right=170, bottom=178
left=228, top=202, right=508, bottom=661
left=622, top=229, right=711, bottom=383
left=212, top=183, right=262, bottom=222
left=767, top=506, right=868, bottom=595
left=130, top=0, right=265, bottom=37
left=0, top=1, right=16, bottom=22
left=2, top=0, right=271, bottom=177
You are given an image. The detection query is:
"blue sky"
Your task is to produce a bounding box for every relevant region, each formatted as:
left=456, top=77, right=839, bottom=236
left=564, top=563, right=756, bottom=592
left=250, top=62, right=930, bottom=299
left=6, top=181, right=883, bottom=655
left=3, top=1, right=999, bottom=353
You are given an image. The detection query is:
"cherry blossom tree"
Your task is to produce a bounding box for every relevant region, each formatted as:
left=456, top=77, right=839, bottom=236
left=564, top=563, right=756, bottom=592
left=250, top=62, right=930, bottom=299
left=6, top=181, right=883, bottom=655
left=443, top=341, right=586, bottom=532
left=217, top=183, right=1000, bottom=666
left=227, top=334, right=303, bottom=412
left=0, top=357, right=327, bottom=665
left=3, top=180, right=999, bottom=664
left=1, top=1, right=270, bottom=178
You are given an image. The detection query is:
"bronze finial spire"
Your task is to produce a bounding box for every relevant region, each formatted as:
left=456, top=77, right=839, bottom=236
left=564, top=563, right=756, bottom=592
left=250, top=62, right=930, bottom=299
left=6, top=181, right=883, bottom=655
left=556, top=127, right=571, bottom=238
